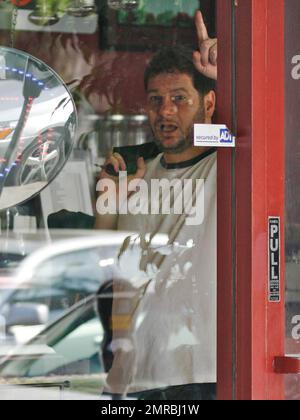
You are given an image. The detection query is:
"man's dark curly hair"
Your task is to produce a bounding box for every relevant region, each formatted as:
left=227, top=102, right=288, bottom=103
left=144, top=45, right=215, bottom=95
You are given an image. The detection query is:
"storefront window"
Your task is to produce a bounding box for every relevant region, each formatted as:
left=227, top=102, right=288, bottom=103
left=0, top=0, right=219, bottom=400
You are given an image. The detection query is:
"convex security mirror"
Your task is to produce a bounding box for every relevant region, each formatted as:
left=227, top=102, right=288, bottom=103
left=0, top=47, right=77, bottom=210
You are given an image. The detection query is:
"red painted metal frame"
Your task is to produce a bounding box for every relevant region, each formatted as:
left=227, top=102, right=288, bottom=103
left=216, top=0, right=235, bottom=401
left=217, top=0, right=285, bottom=399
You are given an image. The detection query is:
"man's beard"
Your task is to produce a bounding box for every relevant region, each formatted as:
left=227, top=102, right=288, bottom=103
left=152, top=106, right=205, bottom=155
left=154, top=135, right=193, bottom=154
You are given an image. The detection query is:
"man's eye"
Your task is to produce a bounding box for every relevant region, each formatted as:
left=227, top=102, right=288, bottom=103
left=148, top=96, right=162, bottom=106
left=173, top=95, right=187, bottom=104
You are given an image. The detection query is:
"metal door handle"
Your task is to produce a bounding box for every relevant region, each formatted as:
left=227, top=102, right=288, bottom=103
left=274, top=356, right=300, bottom=374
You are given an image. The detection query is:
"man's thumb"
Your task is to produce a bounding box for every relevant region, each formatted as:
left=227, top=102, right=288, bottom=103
left=135, top=157, right=146, bottom=179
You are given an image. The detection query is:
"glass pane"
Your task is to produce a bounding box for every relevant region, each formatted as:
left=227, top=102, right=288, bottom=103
left=0, top=0, right=218, bottom=400
left=285, top=0, right=300, bottom=401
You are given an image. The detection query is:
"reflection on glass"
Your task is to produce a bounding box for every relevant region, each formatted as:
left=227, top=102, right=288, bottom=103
left=28, top=0, right=60, bottom=26
left=0, top=296, right=105, bottom=399
left=65, top=0, right=97, bottom=17
left=0, top=47, right=77, bottom=210
left=116, top=0, right=199, bottom=25
left=0, top=0, right=217, bottom=400
left=107, top=0, right=140, bottom=11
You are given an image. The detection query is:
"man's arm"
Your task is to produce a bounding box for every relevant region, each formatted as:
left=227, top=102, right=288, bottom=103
left=193, top=11, right=217, bottom=80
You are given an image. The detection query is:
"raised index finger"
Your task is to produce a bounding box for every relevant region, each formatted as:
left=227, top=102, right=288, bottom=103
left=195, top=10, right=209, bottom=43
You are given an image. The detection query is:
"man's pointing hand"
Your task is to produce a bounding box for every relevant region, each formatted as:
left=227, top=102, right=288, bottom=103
left=193, top=11, right=217, bottom=81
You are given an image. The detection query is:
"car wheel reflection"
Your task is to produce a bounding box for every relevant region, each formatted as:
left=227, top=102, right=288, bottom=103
left=19, top=141, right=62, bottom=185
left=7, top=128, right=66, bottom=186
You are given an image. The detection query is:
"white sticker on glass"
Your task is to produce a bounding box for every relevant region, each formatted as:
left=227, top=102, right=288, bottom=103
left=194, top=124, right=236, bottom=148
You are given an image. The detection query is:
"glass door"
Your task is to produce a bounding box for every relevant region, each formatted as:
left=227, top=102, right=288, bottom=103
left=0, top=0, right=228, bottom=401
left=0, top=0, right=292, bottom=401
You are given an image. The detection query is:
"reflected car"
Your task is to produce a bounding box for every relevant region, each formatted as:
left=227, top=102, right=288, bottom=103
left=0, top=57, right=76, bottom=186
left=0, top=229, right=168, bottom=344
left=0, top=294, right=107, bottom=399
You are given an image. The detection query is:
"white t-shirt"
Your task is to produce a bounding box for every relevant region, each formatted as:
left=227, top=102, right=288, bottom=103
left=106, top=149, right=217, bottom=394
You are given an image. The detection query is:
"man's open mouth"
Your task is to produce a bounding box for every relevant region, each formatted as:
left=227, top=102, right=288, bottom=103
left=159, top=123, right=178, bottom=134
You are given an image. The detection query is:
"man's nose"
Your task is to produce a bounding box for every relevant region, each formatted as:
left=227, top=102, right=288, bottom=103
left=158, top=97, right=177, bottom=117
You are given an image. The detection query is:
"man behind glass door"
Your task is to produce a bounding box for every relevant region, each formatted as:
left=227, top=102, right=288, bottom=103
left=96, top=11, right=218, bottom=400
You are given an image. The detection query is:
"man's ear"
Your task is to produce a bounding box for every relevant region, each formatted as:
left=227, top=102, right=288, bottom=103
left=203, top=90, right=216, bottom=122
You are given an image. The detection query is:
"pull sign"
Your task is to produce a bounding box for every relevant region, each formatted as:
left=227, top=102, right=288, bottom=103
left=194, top=124, right=236, bottom=148
left=268, top=217, right=280, bottom=302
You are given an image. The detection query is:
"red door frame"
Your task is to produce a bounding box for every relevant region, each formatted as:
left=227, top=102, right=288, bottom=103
left=217, top=0, right=286, bottom=400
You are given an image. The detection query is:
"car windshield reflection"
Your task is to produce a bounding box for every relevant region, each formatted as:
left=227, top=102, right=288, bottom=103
left=0, top=296, right=106, bottom=399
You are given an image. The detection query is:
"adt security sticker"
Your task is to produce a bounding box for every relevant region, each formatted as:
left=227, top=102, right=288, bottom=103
left=194, top=124, right=236, bottom=148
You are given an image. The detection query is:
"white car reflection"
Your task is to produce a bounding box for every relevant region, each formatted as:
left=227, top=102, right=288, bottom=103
left=0, top=288, right=140, bottom=400
left=0, top=229, right=168, bottom=344
left=0, top=295, right=106, bottom=400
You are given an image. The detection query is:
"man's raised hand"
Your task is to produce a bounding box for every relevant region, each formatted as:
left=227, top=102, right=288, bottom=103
left=193, top=11, right=217, bottom=81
